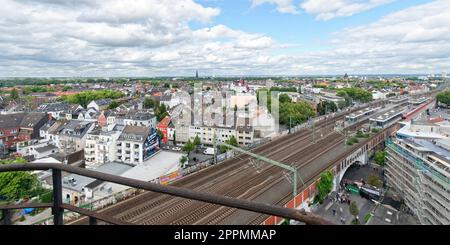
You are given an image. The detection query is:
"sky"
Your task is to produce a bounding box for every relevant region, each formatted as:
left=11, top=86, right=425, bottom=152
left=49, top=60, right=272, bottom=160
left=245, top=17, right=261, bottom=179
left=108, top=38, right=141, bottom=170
left=0, top=0, right=449, bottom=77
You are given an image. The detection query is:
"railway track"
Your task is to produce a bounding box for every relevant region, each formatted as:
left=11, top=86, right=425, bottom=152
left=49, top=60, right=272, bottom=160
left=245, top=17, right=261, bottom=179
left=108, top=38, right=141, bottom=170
left=173, top=120, right=369, bottom=225
left=118, top=127, right=342, bottom=224
left=70, top=104, right=378, bottom=225
left=246, top=121, right=396, bottom=225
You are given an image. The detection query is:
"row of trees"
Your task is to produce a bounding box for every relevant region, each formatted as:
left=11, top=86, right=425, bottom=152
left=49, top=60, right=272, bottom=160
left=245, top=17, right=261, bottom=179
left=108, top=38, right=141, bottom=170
left=317, top=101, right=338, bottom=116
left=257, top=89, right=316, bottom=126
left=62, top=90, right=125, bottom=108
left=337, top=88, right=373, bottom=103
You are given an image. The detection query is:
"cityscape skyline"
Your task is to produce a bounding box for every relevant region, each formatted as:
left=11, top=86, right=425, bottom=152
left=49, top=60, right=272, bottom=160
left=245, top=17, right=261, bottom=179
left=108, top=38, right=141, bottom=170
left=0, top=0, right=449, bottom=77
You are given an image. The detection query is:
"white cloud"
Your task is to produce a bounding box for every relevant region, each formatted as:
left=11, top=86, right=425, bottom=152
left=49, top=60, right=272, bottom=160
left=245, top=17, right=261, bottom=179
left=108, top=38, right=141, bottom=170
left=0, top=0, right=281, bottom=76
left=251, top=0, right=394, bottom=18
left=0, top=0, right=449, bottom=76
left=300, top=0, right=395, bottom=20
left=251, top=0, right=298, bottom=14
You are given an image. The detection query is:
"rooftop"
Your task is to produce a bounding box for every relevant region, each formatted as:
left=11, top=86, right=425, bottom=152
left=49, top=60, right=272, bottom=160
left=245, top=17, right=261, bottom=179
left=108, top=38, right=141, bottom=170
left=0, top=112, right=47, bottom=129
left=118, top=125, right=152, bottom=143
left=370, top=107, right=407, bottom=123
left=63, top=162, right=132, bottom=193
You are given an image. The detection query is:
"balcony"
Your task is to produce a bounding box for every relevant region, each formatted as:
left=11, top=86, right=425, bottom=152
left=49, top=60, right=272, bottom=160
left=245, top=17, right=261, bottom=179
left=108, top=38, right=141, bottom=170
left=0, top=163, right=332, bottom=225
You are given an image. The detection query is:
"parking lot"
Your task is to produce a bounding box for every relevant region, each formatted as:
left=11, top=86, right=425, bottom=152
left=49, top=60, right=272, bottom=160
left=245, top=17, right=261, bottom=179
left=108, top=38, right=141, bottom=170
left=160, top=144, right=214, bottom=167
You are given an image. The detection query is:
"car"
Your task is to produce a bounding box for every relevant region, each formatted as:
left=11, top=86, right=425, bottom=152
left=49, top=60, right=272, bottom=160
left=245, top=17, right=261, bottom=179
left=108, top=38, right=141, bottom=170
left=172, top=147, right=181, bottom=151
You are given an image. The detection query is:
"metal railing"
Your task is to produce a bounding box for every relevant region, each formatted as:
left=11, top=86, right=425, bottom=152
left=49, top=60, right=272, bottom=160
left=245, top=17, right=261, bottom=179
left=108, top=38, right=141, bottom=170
left=0, top=163, right=334, bottom=225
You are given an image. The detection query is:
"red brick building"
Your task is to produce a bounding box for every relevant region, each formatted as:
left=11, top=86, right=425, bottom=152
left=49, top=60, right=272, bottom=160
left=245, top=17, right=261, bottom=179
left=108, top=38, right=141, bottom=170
left=0, top=113, right=48, bottom=151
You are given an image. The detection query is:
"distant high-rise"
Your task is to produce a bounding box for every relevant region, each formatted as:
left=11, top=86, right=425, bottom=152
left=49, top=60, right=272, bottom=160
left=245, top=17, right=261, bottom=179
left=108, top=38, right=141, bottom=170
left=196, top=70, right=199, bottom=79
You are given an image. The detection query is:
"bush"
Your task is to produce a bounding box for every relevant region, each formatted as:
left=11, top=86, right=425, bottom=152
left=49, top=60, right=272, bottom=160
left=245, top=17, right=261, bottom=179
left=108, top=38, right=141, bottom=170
left=347, top=137, right=359, bottom=145
left=374, top=151, right=386, bottom=166
left=372, top=128, right=381, bottom=134
left=39, top=191, right=53, bottom=203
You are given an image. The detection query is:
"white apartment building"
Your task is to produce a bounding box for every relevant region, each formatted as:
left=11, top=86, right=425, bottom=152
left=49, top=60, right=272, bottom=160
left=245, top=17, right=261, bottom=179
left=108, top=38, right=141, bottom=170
left=84, top=125, right=124, bottom=167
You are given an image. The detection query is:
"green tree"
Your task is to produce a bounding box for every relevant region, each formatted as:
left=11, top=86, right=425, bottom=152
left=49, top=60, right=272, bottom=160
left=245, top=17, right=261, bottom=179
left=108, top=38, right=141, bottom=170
left=314, top=171, right=334, bottom=204
left=180, top=156, right=188, bottom=165
left=374, top=151, right=386, bottom=166
left=437, top=91, right=450, bottom=107
left=368, top=174, right=383, bottom=188
left=0, top=158, right=43, bottom=201
left=279, top=101, right=315, bottom=126
left=63, top=90, right=124, bottom=108
left=10, top=88, right=19, bottom=101
left=317, top=101, right=338, bottom=115
left=107, top=101, right=120, bottom=110
left=62, top=86, right=72, bottom=92
left=349, top=201, right=359, bottom=220
left=337, top=88, right=373, bottom=103
left=144, top=97, right=157, bottom=109
left=228, top=136, right=238, bottom=147
left=279, top=94, right=292, bottom=104
left=182, top=140, right=195, bottom=154
left=193, top=135, right=201, bottom=147
left=155, top=104, right=168, bottom=121
left=220, top=136, right=239, bottom=154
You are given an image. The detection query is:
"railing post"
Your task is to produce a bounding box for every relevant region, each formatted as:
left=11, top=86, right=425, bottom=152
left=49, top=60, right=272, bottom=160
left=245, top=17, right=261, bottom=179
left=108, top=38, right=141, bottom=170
left=52, top=169, right=64, bottom=225
left=2, top=209, right=12, bottom=225
left=89, top=217, right=98, bottom=225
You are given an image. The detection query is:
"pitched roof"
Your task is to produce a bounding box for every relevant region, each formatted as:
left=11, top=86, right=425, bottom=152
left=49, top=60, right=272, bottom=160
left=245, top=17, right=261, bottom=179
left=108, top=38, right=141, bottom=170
left=0, top=112, right=47, bottom=130
left=93, top=99, right=113, bottom=106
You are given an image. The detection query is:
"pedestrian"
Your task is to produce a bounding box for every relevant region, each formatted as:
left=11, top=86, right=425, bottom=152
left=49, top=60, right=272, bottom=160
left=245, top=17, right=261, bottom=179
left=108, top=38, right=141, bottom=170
left=333, top=209, right=336, bottom=216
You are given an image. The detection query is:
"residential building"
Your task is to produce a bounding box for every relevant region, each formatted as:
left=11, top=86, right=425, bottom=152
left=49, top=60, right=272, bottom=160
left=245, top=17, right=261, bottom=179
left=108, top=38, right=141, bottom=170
left=157, top=116, right=172, bottom=144
left=16, top=140, right=59, bottom=160
left=87, top=99, right=113, bottom=111
left=56, top=120, right=95, bottom=154
left=236, top=126, right=254, bottom=146
left=37, top=102, right=82, bottom=120
left=385, top=121, right=450, bottom=225
left=0, top=112, right=49, bottom=151
left=85, top=125, right=124, bottom=167
left=116, top=126, right=159, bottom=165
left=121, top=110, right=157, bottom=128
